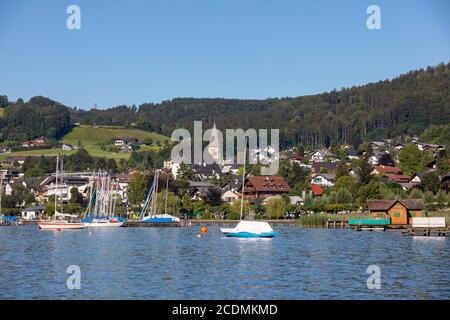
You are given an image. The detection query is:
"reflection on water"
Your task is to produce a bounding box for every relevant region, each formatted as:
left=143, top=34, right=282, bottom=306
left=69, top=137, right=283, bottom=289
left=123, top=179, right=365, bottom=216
left=0, top=225, right=448, bottom=299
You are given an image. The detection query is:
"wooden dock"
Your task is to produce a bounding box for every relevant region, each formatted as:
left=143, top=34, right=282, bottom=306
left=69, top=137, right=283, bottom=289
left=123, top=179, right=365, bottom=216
left=181, top=219, right=297, bottom=227
left=402, top=227, right=448, bottom=236
left=121, top=221, right=181, bottom=228
left=325, top=220, right=348, bottom=229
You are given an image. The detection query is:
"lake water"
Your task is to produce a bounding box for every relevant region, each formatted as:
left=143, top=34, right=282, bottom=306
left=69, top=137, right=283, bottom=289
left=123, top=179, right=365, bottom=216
left=0, top=225, right=449, bottom=299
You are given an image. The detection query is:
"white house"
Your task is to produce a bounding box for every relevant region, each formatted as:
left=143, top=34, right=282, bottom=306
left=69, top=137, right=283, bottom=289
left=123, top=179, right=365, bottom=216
left=410, top=173, right=422, bottom=184
left=289, top=196, right=304, bottom=206
left=21, top=205, right=44, bottom=220
left=164, top=160, right=173, bottom=170
left=309, top=150, right=335, bottom=163
left=62, top=144, right=74, bottom=151
left=310, top=173, right=336, bottom=187
left=221, top=190, right=239, bottom=204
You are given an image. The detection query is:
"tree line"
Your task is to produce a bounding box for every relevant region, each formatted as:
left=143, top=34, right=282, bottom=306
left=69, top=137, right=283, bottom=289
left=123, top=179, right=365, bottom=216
left=1, top=62, right=449, bottom=149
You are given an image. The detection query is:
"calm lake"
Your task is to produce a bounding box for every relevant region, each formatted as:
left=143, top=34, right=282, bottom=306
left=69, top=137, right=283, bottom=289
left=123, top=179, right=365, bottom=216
left=0, top=225, right=448, bottom=299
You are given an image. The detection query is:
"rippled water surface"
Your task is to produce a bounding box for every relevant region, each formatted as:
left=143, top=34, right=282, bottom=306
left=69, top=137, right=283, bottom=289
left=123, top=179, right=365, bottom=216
left=0, top=225, right=448, bottom=299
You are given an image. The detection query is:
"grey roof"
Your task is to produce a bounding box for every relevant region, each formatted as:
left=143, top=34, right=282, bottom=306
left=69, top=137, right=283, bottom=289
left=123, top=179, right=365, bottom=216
left=188, top=181, right=215, bottom=188
left=312, top=173, right=336, bottom=181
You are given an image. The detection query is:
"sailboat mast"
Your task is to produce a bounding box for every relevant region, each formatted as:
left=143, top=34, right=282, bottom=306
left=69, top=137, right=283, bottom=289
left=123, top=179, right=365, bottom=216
left=153, top=170, right=159, bottom=217
left=54, top=156, right=59, bottom=220
left=0, top=174, right=3, bottom=215
left=60, top=158, right=64, bottom=215
left=239, top=138, right=247, bottom=221
left=164, top=177, right=169, bottom=215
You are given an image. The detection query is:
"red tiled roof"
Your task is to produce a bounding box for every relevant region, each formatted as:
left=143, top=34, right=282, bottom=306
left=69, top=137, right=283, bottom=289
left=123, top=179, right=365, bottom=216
left=246, top=176, right=291, bottom=193
left=385, top=174, right=411, bottom=183
left=310, top=184, right=323, bottom=196
left=373, top=166, right=402, bottom=174
left=368, top=199, right=424, bottom=211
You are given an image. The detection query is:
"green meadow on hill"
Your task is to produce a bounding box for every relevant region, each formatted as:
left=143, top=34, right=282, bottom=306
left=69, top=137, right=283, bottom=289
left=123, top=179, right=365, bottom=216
left=2, top=125, right=170, bottom=160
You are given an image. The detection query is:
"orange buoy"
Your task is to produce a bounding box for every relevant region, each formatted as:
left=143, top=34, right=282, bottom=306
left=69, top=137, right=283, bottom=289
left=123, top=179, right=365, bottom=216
left=196, top=234, right=202, bottom=238
left=201, top=226, right=207, bottom=233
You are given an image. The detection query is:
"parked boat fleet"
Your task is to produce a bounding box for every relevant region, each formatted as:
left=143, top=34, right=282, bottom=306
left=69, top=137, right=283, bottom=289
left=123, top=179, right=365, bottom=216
left=34, top=140, right=279, bottom=238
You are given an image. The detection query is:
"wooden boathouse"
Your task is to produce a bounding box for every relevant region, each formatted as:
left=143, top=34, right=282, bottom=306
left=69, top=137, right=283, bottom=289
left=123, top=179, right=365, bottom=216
left=367, top=199, right=425, bottom=226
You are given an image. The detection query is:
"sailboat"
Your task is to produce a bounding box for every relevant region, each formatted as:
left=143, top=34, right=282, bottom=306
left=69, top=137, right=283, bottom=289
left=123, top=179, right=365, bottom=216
left=220, top=139, right=279, bottom=238
left=139, top=170, right=180, bottom=223
left=38, top=156, right=86, bottom=230
left=82, top=171, right=124, bottom=227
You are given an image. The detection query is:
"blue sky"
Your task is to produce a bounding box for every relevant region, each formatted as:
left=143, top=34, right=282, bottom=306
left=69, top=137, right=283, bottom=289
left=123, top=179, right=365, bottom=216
left=0, top=0, right=449, bottom=109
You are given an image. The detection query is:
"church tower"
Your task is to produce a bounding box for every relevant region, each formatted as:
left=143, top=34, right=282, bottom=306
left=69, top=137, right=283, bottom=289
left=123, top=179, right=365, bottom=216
left=207, top=122, right=222, bottom=164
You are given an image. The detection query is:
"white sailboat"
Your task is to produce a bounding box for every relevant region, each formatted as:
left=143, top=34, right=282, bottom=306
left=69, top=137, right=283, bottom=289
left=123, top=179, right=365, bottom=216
left=140, top=170, right=180, bottom=223
left=82, top=171, right=123, bottom=227
left=38, top=156, right=86, bottom=230
left=220, top=139, right=279, bottom=238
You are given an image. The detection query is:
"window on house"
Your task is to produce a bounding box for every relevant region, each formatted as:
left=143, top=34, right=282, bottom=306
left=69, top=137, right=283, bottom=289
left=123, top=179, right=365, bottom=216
left=394, top=212, right=401, bottom=217
left=377, top=213, right=383, bottom=218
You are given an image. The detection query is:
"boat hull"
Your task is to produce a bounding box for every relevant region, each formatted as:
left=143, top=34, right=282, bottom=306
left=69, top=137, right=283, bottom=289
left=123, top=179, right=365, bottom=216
left=220, top=221, right=279, bottom=238
left=84, top=221, right=123, bottom=227
left=141, top=214, right=180, bottom=223
left=38, top=221, right=86, bottom=230
left=222, top=231, right=279, bottom=238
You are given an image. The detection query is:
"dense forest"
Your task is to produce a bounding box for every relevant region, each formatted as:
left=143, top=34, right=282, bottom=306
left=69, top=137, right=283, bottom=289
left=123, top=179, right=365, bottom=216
left=1, top=62, right=449, bottom=149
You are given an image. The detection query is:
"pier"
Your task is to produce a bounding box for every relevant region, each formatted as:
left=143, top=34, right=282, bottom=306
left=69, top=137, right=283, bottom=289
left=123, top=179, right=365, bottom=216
left=325, top=220, right=348, bottom=229
left=402, top=227, right=448, bottom=236
left=181, top=219, right=297, bottom=227
left=121, top=221, right=181, bottom=227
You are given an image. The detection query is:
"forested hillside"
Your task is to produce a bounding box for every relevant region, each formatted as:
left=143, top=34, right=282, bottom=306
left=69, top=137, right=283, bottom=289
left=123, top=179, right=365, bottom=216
left=1, top=62, right=449, bottom=149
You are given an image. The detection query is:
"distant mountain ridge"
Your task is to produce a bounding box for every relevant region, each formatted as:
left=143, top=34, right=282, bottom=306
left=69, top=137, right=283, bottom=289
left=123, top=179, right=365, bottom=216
left=1, top=62, right=449, bottom=148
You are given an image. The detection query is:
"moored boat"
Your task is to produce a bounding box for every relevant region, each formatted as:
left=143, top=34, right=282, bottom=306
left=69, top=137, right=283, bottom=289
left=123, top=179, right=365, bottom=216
left=38, top=220, right=85, bottom=230
left=38, top=156, right=86, bottom=231
left=139, top=170, right=180, bottom=224
left=220, top=138, right=279, bottom=238
left=220, top=220, right=279, bottom=238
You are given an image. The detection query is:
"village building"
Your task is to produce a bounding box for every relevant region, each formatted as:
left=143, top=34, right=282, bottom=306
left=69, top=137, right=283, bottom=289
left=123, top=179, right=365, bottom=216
left=345, top=149, right=359, bottom=160
left=289, top=196, right=304, bottom=206
left=121, top=144, right=135, bottom=153
left=163, top=160, right=173, bottom=170
left=311, top=162, right=339, bottom=174
left=384, top=174, right=411, bottom=184
left=114, top=137, right=139, bottom=146
left=2, top=156, right=27, bottom=166
left=221, top=190, right=239, bottom=204
left=192, top=163, right=222, bottom=181
left=287, top=154, right=304, bottom=164
left=370, top=141, right=386, bottom=150
left=310, top=173, right=336, bottom=187
left=415, top=142, right=446, bottom=154
left=221, top=163, right=241, bottom=175
left=242, top=176, right=291, bottom=199
left=410, top=173, right=422, bottom=184
left=188, top=181, right=217, bottom=201
left=21, top=205, right=45, bottom=220
left=21, top=136, right=48, bottom=148
left=424, top=159, right=437, bottom=171
left=62, top=143, right=75, bottom=151
left=371, top=165, right=402, bottom=176
left=0, top=169, right=20, bottom=181
left=309, top=149, right=336, bottom=163
left=367, top=199, right=425, bottom=225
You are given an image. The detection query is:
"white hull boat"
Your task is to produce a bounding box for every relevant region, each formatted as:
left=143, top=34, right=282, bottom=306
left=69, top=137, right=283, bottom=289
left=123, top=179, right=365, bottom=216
left=38, top=220, right=86, bottom=230
left=220, top=221, right=279, bottom=238
left=220, top=137, right=279, bottom=238
left=84, top=219, right=123, bottom=227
